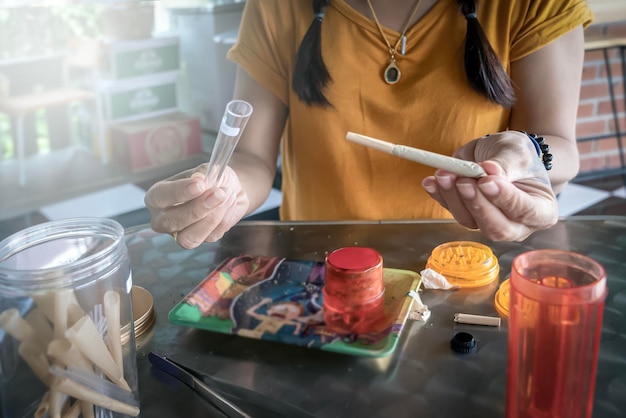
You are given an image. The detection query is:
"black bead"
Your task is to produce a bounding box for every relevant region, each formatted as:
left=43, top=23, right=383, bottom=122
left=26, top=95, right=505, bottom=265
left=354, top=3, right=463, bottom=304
left=517, top=131, right=553, bottom=171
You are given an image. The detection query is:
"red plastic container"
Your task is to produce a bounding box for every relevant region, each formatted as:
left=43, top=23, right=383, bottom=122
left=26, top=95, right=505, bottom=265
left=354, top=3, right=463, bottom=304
left=322, top=247, right=385, bottom=334
left=506, top=250, right=607, bottom=418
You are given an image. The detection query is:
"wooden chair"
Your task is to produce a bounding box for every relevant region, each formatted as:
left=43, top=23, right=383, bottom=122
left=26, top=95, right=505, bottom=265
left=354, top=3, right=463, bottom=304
left=0, top=40, right=107, bottom=186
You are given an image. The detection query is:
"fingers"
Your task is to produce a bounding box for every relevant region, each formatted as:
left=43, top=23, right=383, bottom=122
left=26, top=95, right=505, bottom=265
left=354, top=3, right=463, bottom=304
left=144, top=164, right=251, bottom=249
left=423, top=170, right=557, bottom=242
left=423, top=131, right=559, bottom=241
left=144, top=175, right=207, bottom=211
left=177, top=191, right=248, bottom=249
left=153, top=187, right=230, bottom=242
left=455, top=178, right=531, bottom=241
left=423, top=172, right=478, bottom=230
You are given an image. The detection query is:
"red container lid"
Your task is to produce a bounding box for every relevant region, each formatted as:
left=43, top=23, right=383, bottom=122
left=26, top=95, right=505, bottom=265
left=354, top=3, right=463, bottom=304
left=326, top=247, right=382, bottom=271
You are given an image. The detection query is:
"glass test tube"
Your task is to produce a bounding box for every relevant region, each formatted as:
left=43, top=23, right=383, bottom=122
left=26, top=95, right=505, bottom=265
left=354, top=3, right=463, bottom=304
left=205, top=99, right=253, bottom=187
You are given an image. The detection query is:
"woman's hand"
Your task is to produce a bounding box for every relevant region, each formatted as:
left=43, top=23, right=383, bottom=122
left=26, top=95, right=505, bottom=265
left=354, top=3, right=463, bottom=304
left=144, top=164, right=249, bottom=249
left=421, top=131, right=558, bottom=242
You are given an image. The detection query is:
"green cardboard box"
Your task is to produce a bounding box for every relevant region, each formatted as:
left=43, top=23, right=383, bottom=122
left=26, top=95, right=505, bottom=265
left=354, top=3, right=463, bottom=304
left=100, top=71, right=179, bottom=122
left=103, top=36, right=180, bottom=80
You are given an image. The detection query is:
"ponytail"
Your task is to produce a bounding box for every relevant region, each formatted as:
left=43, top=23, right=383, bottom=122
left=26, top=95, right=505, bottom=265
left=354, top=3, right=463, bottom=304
left=458, top=0, right=516, bottom=108
left=293, top=0, right=332, bottom=107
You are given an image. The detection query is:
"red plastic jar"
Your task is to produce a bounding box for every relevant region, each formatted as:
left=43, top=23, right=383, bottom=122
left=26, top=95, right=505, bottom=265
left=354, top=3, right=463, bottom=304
left=322, top=247, right=385, bottom=334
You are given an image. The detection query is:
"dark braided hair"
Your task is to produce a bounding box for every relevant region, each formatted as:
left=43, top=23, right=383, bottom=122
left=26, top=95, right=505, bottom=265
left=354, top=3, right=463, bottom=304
left=292, top=0, right=515, bottom=108
left=458, top=0, right=515, bottom=108
left=292, top=0, right=332, bottom=107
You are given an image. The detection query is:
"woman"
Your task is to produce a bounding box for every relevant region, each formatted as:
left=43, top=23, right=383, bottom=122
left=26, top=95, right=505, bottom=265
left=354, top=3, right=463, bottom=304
left=145, top=0, right=593, bottom=248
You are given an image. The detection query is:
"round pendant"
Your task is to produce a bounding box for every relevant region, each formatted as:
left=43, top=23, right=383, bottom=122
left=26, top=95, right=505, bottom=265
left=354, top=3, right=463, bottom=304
left=384, top=61, right=401, bottom=85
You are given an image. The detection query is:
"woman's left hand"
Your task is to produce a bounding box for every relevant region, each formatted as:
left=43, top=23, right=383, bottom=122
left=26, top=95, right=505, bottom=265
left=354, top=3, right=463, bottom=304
left=421, top=131, right=558, bottom=242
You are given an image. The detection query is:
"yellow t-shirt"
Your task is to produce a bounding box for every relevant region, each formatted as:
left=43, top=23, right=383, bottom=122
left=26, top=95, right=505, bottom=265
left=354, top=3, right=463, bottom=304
left=228, top=0, right=593, bottom=221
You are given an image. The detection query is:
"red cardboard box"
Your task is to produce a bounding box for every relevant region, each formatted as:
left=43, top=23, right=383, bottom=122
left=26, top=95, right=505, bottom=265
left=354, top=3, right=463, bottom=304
left=111, top=112, right=202, bottom=171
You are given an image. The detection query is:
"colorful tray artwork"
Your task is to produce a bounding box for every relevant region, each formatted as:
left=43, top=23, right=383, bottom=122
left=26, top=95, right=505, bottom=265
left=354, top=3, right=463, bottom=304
left=169, top=255, right=422, bottom=357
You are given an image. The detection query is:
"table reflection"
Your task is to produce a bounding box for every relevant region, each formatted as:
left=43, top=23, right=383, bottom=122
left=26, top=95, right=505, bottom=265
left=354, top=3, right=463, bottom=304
left=125, top=217, right=626, bottom=418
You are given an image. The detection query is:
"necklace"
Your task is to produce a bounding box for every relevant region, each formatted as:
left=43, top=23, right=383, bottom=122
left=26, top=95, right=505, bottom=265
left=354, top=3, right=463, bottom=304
left=366, top=0, right=423, bottom=85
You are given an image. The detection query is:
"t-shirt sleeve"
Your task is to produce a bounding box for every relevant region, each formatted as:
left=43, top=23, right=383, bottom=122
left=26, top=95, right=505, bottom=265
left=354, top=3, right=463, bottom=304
left=510, top=0, right=594, bottom=61
left=226, top=0, right=291, bottom=104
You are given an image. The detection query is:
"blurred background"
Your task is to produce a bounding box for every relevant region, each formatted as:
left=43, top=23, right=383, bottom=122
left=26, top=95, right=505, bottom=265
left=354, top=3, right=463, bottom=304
left=0, top=0, right=624, bottom=241
left=0, top=0, right=282, bottom=238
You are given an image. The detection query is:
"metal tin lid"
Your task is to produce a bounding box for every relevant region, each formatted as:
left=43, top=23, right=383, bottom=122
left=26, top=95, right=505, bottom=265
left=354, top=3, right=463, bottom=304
left=121, top=285, right=155, bottom=345
left=425, top=241, right=499, bottom=288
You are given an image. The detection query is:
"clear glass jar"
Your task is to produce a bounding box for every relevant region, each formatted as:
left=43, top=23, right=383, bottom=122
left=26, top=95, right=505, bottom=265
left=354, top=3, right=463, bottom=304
left=0, top=218, right=139, bottom=418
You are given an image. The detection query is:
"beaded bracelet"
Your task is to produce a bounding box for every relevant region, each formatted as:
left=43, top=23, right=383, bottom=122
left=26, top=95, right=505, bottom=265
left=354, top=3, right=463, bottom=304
left=520, top=131, right=553, bottom=171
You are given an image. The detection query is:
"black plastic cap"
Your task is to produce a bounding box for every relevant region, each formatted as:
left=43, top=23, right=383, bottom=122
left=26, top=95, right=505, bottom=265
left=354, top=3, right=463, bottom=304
left=451, top=332, right=477, bottom=354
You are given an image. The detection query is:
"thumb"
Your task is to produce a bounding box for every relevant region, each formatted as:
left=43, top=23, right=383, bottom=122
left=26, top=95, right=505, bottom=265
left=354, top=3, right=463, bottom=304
left=480, top=160, right=507, bottom=178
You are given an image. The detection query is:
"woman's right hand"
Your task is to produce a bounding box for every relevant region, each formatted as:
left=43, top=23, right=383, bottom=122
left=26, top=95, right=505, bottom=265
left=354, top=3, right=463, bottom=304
left=144, top=164, right=249, bottom=249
